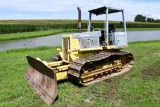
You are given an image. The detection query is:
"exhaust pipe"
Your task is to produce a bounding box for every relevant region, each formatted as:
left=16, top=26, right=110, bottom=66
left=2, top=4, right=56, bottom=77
left=77, top=7, right=82, bottom=33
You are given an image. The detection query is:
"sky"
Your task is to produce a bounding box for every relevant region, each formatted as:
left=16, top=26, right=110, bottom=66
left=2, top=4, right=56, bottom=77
left=0, top=0, right=160, bottom=21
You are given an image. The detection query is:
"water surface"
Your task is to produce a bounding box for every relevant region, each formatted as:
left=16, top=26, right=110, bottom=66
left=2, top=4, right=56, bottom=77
left=0, top=31, right=160, bottom=52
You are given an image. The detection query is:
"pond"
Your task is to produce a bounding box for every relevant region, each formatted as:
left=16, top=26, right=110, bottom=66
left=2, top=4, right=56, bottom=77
left=0, top=33, right=62, bottom=52
left=0, top=30, right=160, bottom=52
left=127, top=30, right=160, bottom=42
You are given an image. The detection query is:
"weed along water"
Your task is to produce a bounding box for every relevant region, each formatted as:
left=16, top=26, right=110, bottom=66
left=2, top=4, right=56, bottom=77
left=0, top=30, right=160, bottom=52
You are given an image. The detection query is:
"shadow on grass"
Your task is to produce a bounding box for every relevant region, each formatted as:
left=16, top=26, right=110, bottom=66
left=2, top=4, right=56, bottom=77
left=57, top=79, right=84, bottom=87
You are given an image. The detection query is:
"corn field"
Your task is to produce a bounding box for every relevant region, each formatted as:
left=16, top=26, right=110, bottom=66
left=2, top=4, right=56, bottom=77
left=0, top=20, right=160, bottom=34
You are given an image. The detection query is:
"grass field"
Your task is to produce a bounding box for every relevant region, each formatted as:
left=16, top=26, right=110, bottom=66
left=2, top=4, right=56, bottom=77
left=0, top=41, right=160, bottom=107
left=0, top=29, right=69, bottom=41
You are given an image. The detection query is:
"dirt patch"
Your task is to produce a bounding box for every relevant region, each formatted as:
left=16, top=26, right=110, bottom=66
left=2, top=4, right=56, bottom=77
left=10, top=97, right=18, bottom=102
left=90, top=74, right=125, bottom=105
left=153, top=53, right=160, bottom=56
left=104, top=80, right=119, bottom=103
left=142, top=62, right=160, bottom=78
left=103, top=75, right=124, bottom=104
left=9, top=96, right=20, bottom=102
left=32, top=95, right=40, bottom=102
left=84, top=96, right=92, bottom=103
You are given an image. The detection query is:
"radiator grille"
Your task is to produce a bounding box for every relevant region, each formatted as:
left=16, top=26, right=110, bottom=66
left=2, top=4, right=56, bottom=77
left=63, top=38, right=70, bottom=61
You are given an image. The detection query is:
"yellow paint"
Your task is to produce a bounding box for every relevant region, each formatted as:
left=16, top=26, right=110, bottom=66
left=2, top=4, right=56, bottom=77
left=102, top=45, right=116, bottom=49
left=106, top=45, right=116, bottom=49
left=81, top=64, right=121, bottom=83
left=79, top=47, right=103, bottom=52
left=57, top=48, right=61, bottom=51
left=58, top=51, right=63, bottom=60
left=60, top=34, right=104, bottom=62
left=48, top=61, right=63, bottom=67
left=56, top=65, right=69, bottom=71
left=81, top=60, right=122, bottom=83
left=56, top=71, right=68, bottom=81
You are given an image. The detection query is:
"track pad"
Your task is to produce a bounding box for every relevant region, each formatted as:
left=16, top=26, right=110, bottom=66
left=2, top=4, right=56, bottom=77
left=24, top=55, right=58, bottom=105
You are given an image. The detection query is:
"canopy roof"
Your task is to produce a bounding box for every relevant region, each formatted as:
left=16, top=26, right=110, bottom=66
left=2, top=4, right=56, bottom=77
left=88, top=6, right=123, bottom=15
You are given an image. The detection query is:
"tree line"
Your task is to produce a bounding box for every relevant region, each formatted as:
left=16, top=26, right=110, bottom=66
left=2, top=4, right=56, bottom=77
left=134, top=14, right=160, bottom=23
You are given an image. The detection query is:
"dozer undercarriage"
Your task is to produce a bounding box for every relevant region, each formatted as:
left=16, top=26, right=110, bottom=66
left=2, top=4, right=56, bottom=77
left=24, top=6, right=134, bottom=105
left=68, top=51, right=134, bottom=85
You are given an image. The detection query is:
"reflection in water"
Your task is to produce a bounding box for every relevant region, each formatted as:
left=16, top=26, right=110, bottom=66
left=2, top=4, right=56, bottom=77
left=0, top=31, right=160, bottom=52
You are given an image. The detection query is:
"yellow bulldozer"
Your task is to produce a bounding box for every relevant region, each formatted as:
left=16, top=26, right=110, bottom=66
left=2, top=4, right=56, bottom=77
left=24, top=6, right=134, bottom=105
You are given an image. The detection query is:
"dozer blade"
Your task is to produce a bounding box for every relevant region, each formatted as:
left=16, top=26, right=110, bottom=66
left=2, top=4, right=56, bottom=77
left=24, top=55, right=58, bottom=106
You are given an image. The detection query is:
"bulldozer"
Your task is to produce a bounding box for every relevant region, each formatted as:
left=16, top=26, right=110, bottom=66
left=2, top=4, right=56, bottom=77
left=24, top=6, right=134, bottom=105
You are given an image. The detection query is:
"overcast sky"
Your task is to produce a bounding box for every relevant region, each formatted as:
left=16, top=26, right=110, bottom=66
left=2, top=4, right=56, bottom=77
left=0, top=0, right=160, bottom=21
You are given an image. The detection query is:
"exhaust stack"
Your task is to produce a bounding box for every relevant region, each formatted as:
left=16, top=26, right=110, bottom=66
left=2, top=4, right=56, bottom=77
left=77, top=7, right=82, bottom=33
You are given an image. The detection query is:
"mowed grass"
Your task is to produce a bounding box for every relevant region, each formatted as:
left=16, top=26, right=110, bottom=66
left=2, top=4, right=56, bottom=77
left=0, top=41, right=160, bottom=107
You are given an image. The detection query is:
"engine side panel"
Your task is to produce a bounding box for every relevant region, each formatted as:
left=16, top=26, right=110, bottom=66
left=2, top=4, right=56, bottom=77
left=73, top=31, right=101, bottom=49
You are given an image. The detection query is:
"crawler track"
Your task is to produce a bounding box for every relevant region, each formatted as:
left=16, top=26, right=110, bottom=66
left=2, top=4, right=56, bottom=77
left=68, top=51, right=134, bottom=86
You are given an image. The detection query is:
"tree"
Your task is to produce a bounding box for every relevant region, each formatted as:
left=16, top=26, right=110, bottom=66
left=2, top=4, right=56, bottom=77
left=155, top=19, right=160, bottom=23
left=147, top=18, right=155, bottom=22
left=134, top=14, right=146, bottom=22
